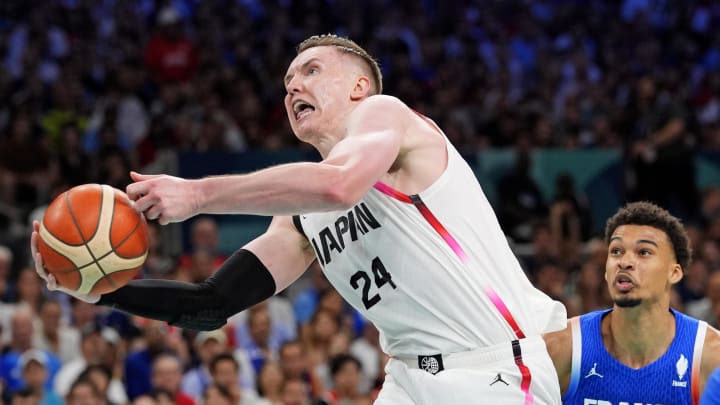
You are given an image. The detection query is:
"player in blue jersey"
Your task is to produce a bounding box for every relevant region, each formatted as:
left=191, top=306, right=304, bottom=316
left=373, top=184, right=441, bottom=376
left=702, top=368, right=720, bottom=405
left=544, top=201, right=720, bottom=404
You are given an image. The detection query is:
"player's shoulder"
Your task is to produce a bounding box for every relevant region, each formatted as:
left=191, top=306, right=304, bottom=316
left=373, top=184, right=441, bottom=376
left=543, top=318, right=574, bottom=354
left=356, top=95, right=410, bottom=115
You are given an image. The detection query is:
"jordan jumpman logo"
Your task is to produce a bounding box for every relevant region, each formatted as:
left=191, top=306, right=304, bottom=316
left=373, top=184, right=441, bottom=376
left=584, top=363, right=603, bottom=378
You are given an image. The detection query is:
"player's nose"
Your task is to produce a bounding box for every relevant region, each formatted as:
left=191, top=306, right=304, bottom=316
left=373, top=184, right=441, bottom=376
left=286, top=75, right=302, bottom=94
left=616, top=254, right=634, bottom=270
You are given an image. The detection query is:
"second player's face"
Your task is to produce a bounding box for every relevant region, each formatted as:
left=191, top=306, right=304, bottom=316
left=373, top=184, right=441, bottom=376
left=605, top=224, right=681, bottom=308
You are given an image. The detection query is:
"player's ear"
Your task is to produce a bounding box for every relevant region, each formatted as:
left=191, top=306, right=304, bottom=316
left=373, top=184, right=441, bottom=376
left=669, top=263, right=683, bottom=285
left=350, top=76, right=371, bottom=101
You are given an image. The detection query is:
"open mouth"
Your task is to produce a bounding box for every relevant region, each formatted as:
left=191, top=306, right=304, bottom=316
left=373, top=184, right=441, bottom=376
left=614, top=274, right=635, bottom=292
left=293, top=100, right=315, bottom=121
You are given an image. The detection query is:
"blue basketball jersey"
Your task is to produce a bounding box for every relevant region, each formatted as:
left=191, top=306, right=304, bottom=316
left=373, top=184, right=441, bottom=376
left=563, top=308, right=708, bottom=405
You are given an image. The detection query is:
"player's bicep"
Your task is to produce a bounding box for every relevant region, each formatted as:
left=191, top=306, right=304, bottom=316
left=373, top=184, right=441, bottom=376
left=320, top=96, right=406, bottom=199
left=543, top=319, right=574, bottom=393
left=243, top=216, right=316, bottom=292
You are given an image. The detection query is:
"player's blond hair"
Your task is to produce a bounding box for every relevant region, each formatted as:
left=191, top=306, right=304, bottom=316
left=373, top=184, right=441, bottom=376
left=297, top=34, right=383, bottom=95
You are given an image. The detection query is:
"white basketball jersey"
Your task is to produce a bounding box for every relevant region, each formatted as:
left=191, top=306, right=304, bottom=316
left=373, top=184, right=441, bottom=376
left=296, top=121, right=566, bottom=357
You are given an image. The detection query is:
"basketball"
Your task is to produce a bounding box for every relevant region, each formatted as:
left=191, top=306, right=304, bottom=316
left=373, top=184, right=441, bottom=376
left=37, top=184, right=149, bottom=295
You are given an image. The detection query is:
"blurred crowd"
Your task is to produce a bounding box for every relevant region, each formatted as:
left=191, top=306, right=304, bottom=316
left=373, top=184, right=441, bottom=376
left=0, top=0, right=720, bottom=404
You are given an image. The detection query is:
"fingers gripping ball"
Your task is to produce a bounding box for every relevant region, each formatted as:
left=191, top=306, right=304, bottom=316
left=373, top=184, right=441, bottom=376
left=37, top=184, right=149, bottom=295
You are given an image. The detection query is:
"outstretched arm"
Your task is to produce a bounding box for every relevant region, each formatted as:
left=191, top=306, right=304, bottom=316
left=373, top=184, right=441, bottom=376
left=34, top=216, right=315, bottom=330
left=127, top=95, right=407, bottom=224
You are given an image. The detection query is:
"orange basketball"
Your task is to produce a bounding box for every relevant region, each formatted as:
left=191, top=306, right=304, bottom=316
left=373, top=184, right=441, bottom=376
left=37, top=184, right=149, bottom=295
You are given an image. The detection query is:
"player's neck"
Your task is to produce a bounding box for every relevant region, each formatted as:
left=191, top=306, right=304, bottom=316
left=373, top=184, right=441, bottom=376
left=603, top=305, right=676, bottom=369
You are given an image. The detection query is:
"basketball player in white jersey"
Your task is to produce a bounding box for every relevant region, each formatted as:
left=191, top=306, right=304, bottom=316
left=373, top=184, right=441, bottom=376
left=31, top=34, right=567, bottom=404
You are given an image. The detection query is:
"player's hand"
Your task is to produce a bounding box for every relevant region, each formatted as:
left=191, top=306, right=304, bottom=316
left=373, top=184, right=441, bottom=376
left=126, top=171, right=200, bottom=225
left=31, top=221, right=101, bottom=304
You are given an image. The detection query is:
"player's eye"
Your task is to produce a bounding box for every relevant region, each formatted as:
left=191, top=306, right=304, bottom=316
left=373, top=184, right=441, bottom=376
left=308, top=67, right=319, bottom=75
left=609, top=247, right=622, bottom=255
left=639, top=249, right=652, bottom=256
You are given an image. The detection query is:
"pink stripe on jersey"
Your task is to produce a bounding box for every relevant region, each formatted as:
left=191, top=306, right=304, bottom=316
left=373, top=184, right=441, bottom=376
left=412, top=197, right=469, bottom=263
left=373, top=181, right=412, bottom=203
left=515, top=348, right=534, bottom=405
left=485, top=289, right=527, bottom=339
left=373, top=181, right=527, bottom=339
left=373, top=182, right=466, bottom=260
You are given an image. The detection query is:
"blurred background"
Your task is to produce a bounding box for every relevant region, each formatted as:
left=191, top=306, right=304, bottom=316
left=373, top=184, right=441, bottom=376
left=0, top=0, right=719, bottom=404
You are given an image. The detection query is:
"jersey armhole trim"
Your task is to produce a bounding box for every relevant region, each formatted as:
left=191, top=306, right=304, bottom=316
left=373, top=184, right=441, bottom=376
left=292, top=215, right=306, bottom=238
left=564, top=316, right=583, bottom=400
left=691, top=320, right=708, bottom=405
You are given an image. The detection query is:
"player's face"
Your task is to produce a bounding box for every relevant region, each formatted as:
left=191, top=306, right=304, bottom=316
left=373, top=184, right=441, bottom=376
left=605, top=225, right=682, bottom=308
left=283, top=46, right=360, bottom=144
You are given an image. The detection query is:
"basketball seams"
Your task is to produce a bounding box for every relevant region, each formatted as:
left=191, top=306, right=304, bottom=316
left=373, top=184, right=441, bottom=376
left=83, top=185, right=118, bottom=292
left=109, top=196, right=145, bottom=259
left=65, top=186, right=109, bottom=276
left=38, top=222, right=93, bottom=267
left=40, top=184, right=148, bottom=295
left=42, top=224, right=85, bottom=247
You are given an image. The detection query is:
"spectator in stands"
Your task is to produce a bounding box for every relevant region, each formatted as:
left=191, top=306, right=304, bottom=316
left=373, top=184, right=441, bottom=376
left=177, top=216, right=226, bottom=276
left=292, top=262, right=332, bottom=326
left=124, top=319, right=171, bottom=400
left=278, top=340, right=324, bottom=400
left=54, top=322, right=126, bottom=404
left=16, top=349, right=63, bottom=405
left=302, top=309, right=340, bottom=387
left=687, top=270, right=720, bottom=328
left=533, top=260, right=571, bottom=310
left=75, top=364, right=114, bottom=405
left=64, top=377, right=104, bottom=405
left=349, top=322, right=382, bottom=395
left=623, top=75, right=698, bottom=220
left=256, top=361, right=284, bottom=405
left=151, top=353, right=195, bottom=405
left=143, top=6, right=198, bottom=84
left=9, top=387, right=40, bottom=405
left=243, top=305, right=276, bottom=375
left=202, top=383, right=234, bottom=405
left=14, top=267, right=44, bottom=315
left=55, top=123, right=91, bottom=187
left=1, top=307, right=61, bottom=393
left=141, top=221, right=177, bottom=278
left=496, top=141, right=547, bottom=243
left=679, top=258, right=710, bottom=308
left=69, top=299, right=99, bottom=332
left=0, top=245, right=15, bottom=303
left=209, top=353, right=268, bottom=405
left=549, top=173, right=592, bottom=257
left=324, top=354, right=370, bottom=405
left=280, top=377, right=325, bottom=405
left=176, top=248, right=217, bottom=283
left=182, top=331, right=222, bottom=400
left=33, top=298, right=81, bottom=364
left=0, top=111, right=51, bottom=212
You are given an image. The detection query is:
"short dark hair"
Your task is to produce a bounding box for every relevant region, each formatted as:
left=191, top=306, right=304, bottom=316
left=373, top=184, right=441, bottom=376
left=604, top=201, right=691, bottom=269
left=297, top=34, right=383, bottom=95
left=329, top=353, right=362, bottom=377
left=209, top=352, right=238, bottom=374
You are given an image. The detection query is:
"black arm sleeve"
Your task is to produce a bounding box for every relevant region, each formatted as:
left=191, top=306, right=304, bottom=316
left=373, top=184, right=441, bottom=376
left=97, top=249, right=276, bottom=330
